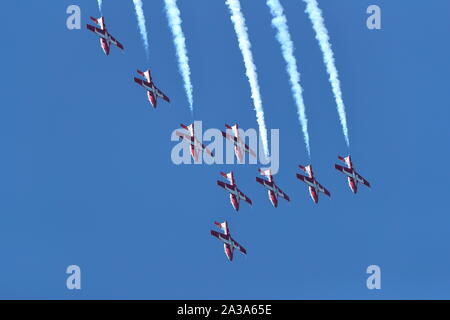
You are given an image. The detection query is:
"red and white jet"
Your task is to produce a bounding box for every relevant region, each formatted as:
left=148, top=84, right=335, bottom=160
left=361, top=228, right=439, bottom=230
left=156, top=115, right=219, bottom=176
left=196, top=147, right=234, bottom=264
left=217, top=172, right=252, bottom=211
left=175, top=123, right=214, bottom=161
left=296, top=165, right=331, bottom=203
left=86, top=17, right=124, bottom=55
left=210, top=221, right=247, bottom=261
left=221, top=124, right=256, bottom=163
left=256, top=169, right=290, bottom=207
left=334, top=155, right=371, bottom=193
left=134, top=69, right=170, bottom=108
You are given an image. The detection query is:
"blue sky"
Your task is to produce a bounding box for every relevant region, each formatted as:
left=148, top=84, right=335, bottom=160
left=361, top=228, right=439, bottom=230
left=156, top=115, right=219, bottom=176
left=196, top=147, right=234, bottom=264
left=0, top=0, right=449, bottom=299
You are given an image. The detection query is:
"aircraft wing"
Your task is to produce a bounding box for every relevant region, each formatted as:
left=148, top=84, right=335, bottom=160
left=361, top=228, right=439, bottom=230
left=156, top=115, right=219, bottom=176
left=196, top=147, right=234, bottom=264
left=232, top=239, right=247, bottom=255
left=222, top=132, right=256, bottom=158
left=275, top=186, right=290, bottom=201
left=296, top=173, right=314, bottom=184
left=211, top=230, right=229, bottom=242
left=156, top=88, right=170, bottom=103
left=109, top=34, right=124, bottom=50
left=317, top=182, right=331, bottom=197
left=134, top=77, right=146, bottom=87
left=86, top=24, right=106, bottom=37
left=256, top=177, right=273, bottom=189
left=217, top=181, right=235, bottom=192
left=356, top=173, right=371, bottom=188
left=175, top=131, right=193, bottom=143
left=221, top=131, right=235, bottom=142
left=243, top=143, right=257, bottom=158
left=193, top=137, right=213, bottom=157
left=221, top=132, right=243, bottom=148
left=335, top=164, right=353, bottom=175
left=201, top=143, right=214, bottom=157
left=238, top=190, right=252, bottom=205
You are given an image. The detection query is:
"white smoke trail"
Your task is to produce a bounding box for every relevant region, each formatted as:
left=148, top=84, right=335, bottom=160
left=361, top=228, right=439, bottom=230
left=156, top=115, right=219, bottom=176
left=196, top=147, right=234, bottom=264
left=97, top=0, right=102, bottom=13
left=303, top=0, right=350, bottom=146
left=132, top=0, right=149, bottom=58
left=164, top=0, right=194, bottom=112
left=226, top=0, right=269, bottom=157
left=267, top=0, right=310, bottom=156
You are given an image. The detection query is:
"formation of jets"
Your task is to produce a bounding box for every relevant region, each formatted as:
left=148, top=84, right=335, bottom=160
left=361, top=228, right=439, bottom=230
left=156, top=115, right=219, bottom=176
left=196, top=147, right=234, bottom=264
left=214, top=155, right=369, bottom=208
left=85, top=16, right=371, bottom=263
left=211, top=155, right=369, bottom=260
left=87, top=17, right=171, bottom=108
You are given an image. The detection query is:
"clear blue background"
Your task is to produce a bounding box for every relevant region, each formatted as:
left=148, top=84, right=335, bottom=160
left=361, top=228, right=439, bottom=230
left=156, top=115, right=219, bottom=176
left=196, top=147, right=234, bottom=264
left=0, top=0, right=449, bottom=299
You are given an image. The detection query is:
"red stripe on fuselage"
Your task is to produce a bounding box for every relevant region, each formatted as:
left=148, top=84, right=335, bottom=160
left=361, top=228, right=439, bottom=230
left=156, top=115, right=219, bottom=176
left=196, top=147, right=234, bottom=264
left=225, top=244, right=233, bottom=261
left=348, top=177, right=357, bottom=193
left=230, top=194, right=239, bottom=211
left=309, top=186, right=318, bottom=203
left=100, top=38, right=110, bottom=55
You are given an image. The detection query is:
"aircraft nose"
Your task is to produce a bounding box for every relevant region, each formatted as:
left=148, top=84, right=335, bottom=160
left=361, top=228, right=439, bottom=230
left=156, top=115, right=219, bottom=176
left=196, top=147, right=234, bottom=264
left=227, top=251, right=233, bottom=261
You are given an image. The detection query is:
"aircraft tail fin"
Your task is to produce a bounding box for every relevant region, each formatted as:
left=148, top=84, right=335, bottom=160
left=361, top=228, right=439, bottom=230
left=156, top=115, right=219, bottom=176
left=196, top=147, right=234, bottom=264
left=299, top=165, right=313, bottom=177
left=338, top=155, right=352, bottom=167
left=220, top=172, right=234, bottom=185
left=214, top=221, right=229, bottom=235
left=259, top=168, right=272, bottom=177
left=90, top=16, right=105, bottom=28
